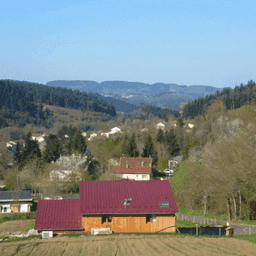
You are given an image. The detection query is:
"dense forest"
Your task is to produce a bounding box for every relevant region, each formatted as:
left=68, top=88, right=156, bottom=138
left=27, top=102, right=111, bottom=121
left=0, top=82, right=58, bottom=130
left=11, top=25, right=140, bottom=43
left=123, top=105, right=180, bottom=121
left=182, top=80, right=256, bottom=119
left=0, top=80, right=117, bottom=129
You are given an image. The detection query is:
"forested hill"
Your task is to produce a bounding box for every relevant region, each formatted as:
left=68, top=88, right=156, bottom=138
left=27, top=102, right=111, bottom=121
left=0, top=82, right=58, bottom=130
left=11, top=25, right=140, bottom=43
left=0, top=80, right=117, bottom=117
left=140, top=106, right=180, bottom=119
left=182, top=80, right=256, bottom=119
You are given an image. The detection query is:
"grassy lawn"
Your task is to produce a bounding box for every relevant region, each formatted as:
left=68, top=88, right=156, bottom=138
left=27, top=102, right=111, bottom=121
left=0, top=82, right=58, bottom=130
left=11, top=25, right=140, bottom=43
left=178, top=207, right=256, bottom=226
left=0, top=212, right=36, bottom=225
left=176, top=219, right=209, bottom=228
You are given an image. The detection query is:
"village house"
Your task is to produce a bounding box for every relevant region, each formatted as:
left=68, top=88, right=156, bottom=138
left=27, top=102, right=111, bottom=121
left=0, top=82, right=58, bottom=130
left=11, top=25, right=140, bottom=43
left=101, top=127, right=122, bottom=139
left=112, top=157, right=153, bottom=181
left=187, top=123, right=195, bottom=129
left=169, top=120, right=177, bottom=127
left=34, top=180, right=178, bottom=234
left=88, top=133, right=98, bottom=141
left=0, top=190, right=33, bottom=213
left=168, top=155, right=183, bottom=170
left=156, top=122, right=165, bottom=130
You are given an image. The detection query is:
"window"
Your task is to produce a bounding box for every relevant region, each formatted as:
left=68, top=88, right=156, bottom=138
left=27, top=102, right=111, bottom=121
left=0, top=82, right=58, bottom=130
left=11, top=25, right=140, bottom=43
left=146, top=214, right=151, bottom=223
left=159, top=202, right=170, bottom=207
left=108, top=215, right=112, bottom=223
left=102, top=214, right=107, bottom=224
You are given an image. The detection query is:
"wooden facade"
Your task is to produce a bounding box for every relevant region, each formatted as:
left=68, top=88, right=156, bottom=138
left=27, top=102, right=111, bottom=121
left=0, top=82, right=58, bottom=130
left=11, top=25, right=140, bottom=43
left=81, top=214, right=176, bottom=233
left=0, top=202, right=32, bottom=213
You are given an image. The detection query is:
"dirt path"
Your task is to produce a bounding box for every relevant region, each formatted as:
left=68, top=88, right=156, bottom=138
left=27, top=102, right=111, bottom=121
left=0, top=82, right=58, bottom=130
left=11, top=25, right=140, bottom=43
left=1, top=234, right=256, bottom=256
left=0, top=220, right=35, bottom=235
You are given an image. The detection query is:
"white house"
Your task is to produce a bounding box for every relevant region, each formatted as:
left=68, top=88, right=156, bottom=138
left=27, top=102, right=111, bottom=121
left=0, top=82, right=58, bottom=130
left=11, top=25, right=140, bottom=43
left=101, top=132, right=111, bottom=138
left=111, top=127, right=122, bottom=133
left=81, top=132, right=87, bottom=137
left=141, top=128, right=148, bottom=132
left=113, top=166, right=153, bottom=181
left=0, top=191, right=33, bottom=213
left=88, top=133, right=98, bottom=141
left=188, top=123, right=195, bottom=129
left=112, top=157, right=153, bottom=181
left=64, top=134, right=69, bottom=138
left=156, top=122, right=165, bottom=130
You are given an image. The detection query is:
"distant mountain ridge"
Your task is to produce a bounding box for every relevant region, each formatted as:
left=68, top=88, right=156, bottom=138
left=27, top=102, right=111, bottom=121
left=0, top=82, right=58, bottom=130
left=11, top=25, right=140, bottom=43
left=46, top=80, right=223, bottom=112
left=46, top=80, right=222, bottom=98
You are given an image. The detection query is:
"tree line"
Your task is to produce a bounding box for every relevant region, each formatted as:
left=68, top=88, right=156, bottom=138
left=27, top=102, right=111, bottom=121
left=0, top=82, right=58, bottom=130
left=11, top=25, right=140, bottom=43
left=182, top=80, right=256, bottom=120
left=0, top=79, right=117, bottom=130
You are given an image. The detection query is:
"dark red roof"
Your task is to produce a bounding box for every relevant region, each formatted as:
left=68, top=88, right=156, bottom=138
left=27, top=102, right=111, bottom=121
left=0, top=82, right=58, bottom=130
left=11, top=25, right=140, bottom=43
left=35, top=199, right=82, bottom=230
left=112, top=166, right=152, bottom=174
left=120, top=157, right=152, bottom=167
left=79, top=180, right=178, bottom=214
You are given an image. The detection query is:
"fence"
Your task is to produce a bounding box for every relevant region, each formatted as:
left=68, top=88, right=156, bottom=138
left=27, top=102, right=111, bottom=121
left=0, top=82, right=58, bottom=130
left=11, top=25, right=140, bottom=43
left=175, top=212, right=256, bottom=235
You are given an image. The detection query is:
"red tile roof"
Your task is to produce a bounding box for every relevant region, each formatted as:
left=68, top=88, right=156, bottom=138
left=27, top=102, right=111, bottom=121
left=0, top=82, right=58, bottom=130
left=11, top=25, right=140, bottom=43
left=120, top=157, right=152, bottom=167
left=79, top=180, right=178, bottom=214
left=34, top=199, right=82, bottom=230
left=112, top=166, right=152, bottom=174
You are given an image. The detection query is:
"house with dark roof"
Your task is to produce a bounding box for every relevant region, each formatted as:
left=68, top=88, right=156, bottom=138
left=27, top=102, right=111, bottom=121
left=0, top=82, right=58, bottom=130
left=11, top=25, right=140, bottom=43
left=0, top=190, right=33, bottom=213
left=168, top=155, right=183, bottom=170
left=35, top=180, right=178, bottom=233
left=113, top=157, right=153, bottom=180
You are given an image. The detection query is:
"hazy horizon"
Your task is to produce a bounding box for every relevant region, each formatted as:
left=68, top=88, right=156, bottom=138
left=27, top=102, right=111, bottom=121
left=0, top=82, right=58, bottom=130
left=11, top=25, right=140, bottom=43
left=1, top=0, right=255, bottom=89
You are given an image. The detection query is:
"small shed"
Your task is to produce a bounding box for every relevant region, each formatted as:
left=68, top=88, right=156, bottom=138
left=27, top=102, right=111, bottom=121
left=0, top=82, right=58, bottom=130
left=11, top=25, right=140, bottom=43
left=0, top=190, right=33, bottom=213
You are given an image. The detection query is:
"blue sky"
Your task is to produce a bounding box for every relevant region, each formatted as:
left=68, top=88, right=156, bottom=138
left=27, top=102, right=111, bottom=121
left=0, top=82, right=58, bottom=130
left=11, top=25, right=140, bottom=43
left=1, top=0, right=255, bottom=89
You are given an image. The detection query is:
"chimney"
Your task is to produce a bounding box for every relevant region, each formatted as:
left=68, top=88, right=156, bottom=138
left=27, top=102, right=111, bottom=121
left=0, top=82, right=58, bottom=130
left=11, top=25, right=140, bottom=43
left=141, top=161, right=144, bottom=167
left=126, top=160, right=128, bottom=169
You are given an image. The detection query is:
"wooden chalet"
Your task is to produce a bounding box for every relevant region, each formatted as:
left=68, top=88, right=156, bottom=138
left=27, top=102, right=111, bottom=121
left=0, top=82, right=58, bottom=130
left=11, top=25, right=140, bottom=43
left=35, top=180, right=178, bottom=234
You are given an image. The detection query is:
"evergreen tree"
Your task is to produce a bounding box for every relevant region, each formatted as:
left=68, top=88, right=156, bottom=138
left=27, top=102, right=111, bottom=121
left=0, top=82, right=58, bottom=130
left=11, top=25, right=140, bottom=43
left=127, top=133, right=139, bottom=157
left=42, top=134, right=62, bottom=163
left=68, top=130, right=87, bottom=155
left=177, top=117, right=185, bottom=128
left=165, top=129, right=180, bottom=157
left=122, top=135, right=129, bottom=157
left=142, top=135, right=158, bottom=165
left=14, top=142, right=22, bottom=165
left=156, top=128, right=165, bottom=143
left=20, top=132, right=41, bottom=166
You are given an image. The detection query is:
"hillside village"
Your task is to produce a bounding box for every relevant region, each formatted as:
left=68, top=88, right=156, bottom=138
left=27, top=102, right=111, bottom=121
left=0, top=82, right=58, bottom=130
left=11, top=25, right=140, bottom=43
left=0, top=79, right=256, bottom=238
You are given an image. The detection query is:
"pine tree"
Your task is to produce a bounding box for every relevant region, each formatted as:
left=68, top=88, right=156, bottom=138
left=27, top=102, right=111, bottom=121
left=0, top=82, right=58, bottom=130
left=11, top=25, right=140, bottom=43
left=14, top=142, right=22, bottom=165
left=142, top=135, right=158, bottom=165
left=42, top=134, right=62, bottom=163
left=156, top=128, right=165, bottom=143
left=20, top=132, right=41, bottom=167
left=165, top=129, right=180, bottom=157
left=128, top=133, right=139, bottom=157
left=122, top=135, right=129, bottom=157
left=177, top=117, right=185, bottom=128
left=70, top=130, right=87, bottom=155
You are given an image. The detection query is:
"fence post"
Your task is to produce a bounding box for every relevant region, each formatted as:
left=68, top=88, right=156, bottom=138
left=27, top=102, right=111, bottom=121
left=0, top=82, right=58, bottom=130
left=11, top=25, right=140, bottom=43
left=219, top=227, right=221, bottom=236
left=196, top=224, right=198, bottom=236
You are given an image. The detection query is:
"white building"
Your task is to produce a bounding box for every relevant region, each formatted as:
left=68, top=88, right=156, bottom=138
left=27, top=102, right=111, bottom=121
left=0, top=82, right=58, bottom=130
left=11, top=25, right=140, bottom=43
left=188, top=123, right=195, bottom=129
left=88, top=133, right=98, bottom=141
left=156, top=122, right=165, bottom=130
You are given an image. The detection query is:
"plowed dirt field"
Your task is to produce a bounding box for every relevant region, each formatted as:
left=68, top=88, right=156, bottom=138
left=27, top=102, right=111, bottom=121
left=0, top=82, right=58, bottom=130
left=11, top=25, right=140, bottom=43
left=1, top=234, right=256, bottom=256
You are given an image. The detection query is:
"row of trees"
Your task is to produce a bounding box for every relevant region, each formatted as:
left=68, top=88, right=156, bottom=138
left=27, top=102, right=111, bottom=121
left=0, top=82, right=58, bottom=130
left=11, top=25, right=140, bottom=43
left=183, top=80, right=256, bottom=119
left=0, top=79, right=116, bottom=119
